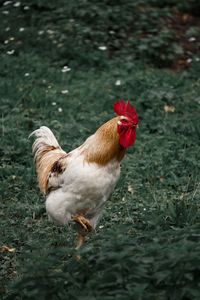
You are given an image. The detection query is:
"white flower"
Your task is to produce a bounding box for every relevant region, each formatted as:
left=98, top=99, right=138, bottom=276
left=195, top=57, right=200, bottom=62
left=47, top=29, right=54, bottom=35
left=2, top=10, right=9, bottom=15
left=24, top=73, right=30, bottom=77
left=61, top=66, right=71, bottom=73
left=4, top=40, right=9, bottom=44
left=58, top=107, right=63, bottom=112
left=187, top=58, right=192, bottom=64
left=5, top=27, right=10, bottom=31
left=188, top=37, right=196, bottom=42
left=19, top=27, right=25, bottom=32
left=109, top=30, right=115, bottom=34
left=143, top=208, right=146, bottom=211
left=61, top=89, right=69, bottom=94
left=115, top=79, right=121, bottom=86
left=98, top=46, right=107, bottom=51
left=52, top=102, right=57, bottom=106
left=23, top=5, right=30, bottom=10
left=13, top=2, right=21, bottom=7
left=99, top=225, right=104, bottom=229
left=57, top=43, right=63, bottom=48
left=38, top=30, right=44, bottom=35
left=3, top=1, right=12, bottom=6
left=9, top=37, right=15, bottom=41
left=7, top=50, right=15, bottom=55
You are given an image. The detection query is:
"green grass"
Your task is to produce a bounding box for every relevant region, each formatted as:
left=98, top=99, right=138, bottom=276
left=1, top=1, right=200, bottom=299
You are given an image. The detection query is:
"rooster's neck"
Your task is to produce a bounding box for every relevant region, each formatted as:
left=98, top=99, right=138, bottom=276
left=83, top=117, right=125, bottom=165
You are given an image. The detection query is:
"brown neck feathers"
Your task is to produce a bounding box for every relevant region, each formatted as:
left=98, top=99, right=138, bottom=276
left=84, top=117, right=125, bottom=165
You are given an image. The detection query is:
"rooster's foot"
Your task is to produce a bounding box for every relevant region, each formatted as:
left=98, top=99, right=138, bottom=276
left=72, top=215, right=92, bottom=232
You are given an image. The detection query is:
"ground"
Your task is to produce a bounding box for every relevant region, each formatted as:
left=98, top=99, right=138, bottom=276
left=0, top=1, right=200, bottom=299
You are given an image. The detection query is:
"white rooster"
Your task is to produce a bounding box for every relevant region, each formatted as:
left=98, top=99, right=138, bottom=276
left=30, top=100, right=139, bottom=248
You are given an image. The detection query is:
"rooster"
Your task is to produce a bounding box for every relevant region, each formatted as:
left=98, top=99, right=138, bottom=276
left=30, top=100, right=139, bottom=248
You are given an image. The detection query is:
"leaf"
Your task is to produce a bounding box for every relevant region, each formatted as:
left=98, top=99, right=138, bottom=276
left=0, top=245, right=16, bottom=253
left=164, top=105, right=176, bottom=113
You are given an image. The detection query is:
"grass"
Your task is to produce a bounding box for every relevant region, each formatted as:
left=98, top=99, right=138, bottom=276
left=1, top=1, right=200, bottom=299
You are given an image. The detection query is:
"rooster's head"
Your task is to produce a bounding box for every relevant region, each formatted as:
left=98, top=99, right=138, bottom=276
left=114, top=99, right=139, bottom=148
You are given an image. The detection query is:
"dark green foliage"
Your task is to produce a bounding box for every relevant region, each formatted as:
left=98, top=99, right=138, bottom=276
left=3, top=228, right=200, bottom=300
left=1, top=0, right=200, bottom=68
left=0, top=1, right=200, bottom=299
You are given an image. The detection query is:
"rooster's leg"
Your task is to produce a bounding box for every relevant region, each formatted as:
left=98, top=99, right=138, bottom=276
left=76, top=234, right=86, bottom=250
left=72, top=215, right=93, bottom=251
left=72, top=215, right=93, bottom=232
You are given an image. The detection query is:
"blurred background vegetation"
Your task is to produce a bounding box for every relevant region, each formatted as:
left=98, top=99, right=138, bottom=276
left=1, top=0, right=200, bottom=69
left=0, top=0, right=200, bottom=299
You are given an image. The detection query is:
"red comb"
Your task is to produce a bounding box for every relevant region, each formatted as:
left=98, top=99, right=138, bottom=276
left=114, top=99, right=138, bottom=123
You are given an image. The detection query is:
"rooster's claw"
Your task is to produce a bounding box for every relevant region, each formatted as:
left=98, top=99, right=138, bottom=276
left=72, top=215, right=93, bottom=232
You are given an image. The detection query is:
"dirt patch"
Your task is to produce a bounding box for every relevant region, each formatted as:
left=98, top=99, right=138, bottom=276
left=164, top=8, right=200, bottom=71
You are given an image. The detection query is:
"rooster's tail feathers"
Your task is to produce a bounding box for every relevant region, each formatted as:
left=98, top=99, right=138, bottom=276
left=29, top=126, right=61, bottom=156
left=29, top=126, right=67, bottom=194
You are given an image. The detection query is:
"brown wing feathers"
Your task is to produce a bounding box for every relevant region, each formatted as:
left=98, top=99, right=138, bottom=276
left=30, top=126, right=67, bottom=194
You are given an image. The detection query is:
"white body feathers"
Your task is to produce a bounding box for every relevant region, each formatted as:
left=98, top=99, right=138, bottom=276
left=46, top=152, right=120, bottom=228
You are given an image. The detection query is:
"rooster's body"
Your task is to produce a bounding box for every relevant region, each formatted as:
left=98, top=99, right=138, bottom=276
left=30, top=100, right=138, bottom=247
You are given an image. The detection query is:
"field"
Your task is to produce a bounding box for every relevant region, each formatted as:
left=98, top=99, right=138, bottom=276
left=1, top=1, right=200, bottom=299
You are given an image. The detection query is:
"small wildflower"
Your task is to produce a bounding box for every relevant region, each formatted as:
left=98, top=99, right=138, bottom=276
left=109, top=30, right=115, bottom=34
left=5, top=27, right=10, bottom=31
left=98, top=46, right=107, bottom=51
left=3, top=1, right=12, bottom=6
left=13, top=1, right=21, bottom=7
left=143, top=208, right=146, bottom=211
left=61, top=66, right=71, bottom=73
left=188, top=37, right=196, bottom=42
left=19, top=27, right=25, bottom=32
left=187, top=58, right=192, bottom=64
left=2, top=10, right=9, bottom=15
left=23, top=5, right=30, bottom=10
left=61, top=89, right=69, bottom=94
left=4, top=40, right=9, bottom=44
left=57, top=43, right=63, bottom=48
left=58, top=107, right=63, bottom=112
left=47, top=29, right=54, bottom=35
left=24, top=73, right=30, bottom=77
left=99, top=225, right=104, bottom=229
left=9, top=37, right=15, bottom=41
left=7, top=50, right=15, bottom=55
left=115, top=79, right=121, bottom=86
left=48, top=85, right=52, bottom=89
left=195, top=57, right=200, bottom=62
left=52, top=102, right=57, bottom=106
left=38, top=30, right=44, bottom=35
